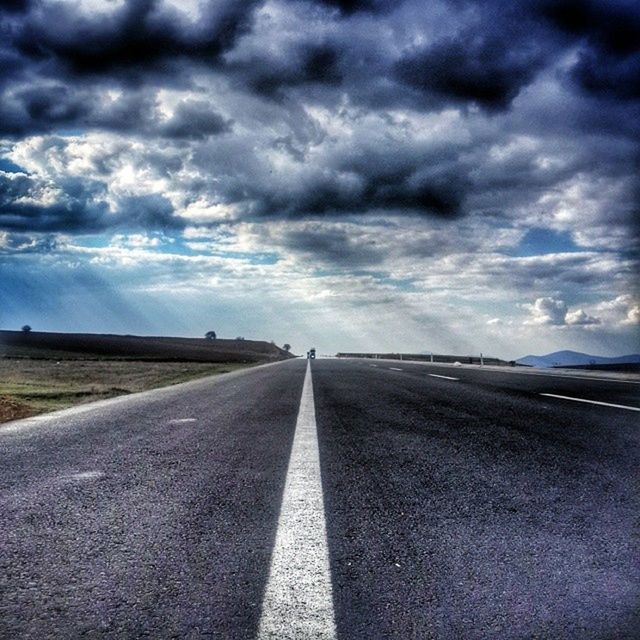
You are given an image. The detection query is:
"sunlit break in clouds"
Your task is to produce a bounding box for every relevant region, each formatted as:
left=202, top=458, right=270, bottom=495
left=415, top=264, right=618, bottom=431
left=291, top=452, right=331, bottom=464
left=1, top=0, right=638, bottom=357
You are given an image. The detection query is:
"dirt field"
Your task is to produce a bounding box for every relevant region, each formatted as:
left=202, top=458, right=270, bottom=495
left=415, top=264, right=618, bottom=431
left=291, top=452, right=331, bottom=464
left=0, top=359, right=252, bottom=423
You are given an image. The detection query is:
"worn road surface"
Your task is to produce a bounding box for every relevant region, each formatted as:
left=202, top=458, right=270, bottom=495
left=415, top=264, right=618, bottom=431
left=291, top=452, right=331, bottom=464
left=1, top=358, right=638, bottom=639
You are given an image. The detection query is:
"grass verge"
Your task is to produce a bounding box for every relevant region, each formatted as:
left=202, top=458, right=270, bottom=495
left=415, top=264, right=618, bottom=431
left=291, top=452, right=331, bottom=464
left=0, top=359, right=253, bottom=423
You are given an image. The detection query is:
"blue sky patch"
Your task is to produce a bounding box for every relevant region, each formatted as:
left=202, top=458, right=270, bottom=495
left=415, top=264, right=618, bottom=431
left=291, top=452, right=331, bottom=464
left=510, top=228, right=582, bottom=257
left=0, top=158, right=25, bottom=173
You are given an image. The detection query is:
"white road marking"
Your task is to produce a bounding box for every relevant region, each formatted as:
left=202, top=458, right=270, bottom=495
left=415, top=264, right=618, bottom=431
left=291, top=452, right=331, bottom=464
left=258, top=361, right=336, bottom=639
left=390, top=367, right=404, bottom=371
left=65, top=470, right=104, bottom=481
left=347, top=357, right=640, bottom=385
left=428, top=373, right=459, bottom=381
left=508, top=372, right=640, bottom=385
left=540, top=394, right=640, bottom=412
left=370, top=364, right=378, bottom=367
left=168, top=418, right=197, bottom=424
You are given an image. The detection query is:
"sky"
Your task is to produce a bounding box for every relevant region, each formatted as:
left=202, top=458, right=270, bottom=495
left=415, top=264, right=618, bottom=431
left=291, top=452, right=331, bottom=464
left=0, top=0, right=638, bottom=359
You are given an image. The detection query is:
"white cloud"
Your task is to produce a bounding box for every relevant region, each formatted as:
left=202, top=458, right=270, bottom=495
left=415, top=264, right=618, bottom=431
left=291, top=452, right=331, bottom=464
left=565, top=308, right=600, bottom=326
left=522, top=294, right=640, bottom=333
left=524, top=297, right=568, bottom=326
left=593, top=295, right=640, bottom=327
left=110, top=234, right=162, bottom=248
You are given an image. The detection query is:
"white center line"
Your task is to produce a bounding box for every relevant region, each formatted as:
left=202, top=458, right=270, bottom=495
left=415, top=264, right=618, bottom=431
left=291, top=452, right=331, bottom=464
left=428, top=373, right=459, bottom=381
left=258, top=361, right=336, bottom=640
left=540, top=393, right=640, bottom=412
left=390, top=367, right=403, bottom=371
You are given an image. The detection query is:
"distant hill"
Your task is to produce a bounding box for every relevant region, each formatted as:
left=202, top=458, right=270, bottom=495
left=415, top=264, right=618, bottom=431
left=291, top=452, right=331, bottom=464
left=516, top=350, right=640, bottom=369
left=0, top=330, right=294, bottom=363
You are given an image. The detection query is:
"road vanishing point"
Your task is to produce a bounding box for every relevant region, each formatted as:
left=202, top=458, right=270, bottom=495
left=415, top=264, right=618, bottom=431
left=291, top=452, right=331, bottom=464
left=1, top=358, right=639, bottom=639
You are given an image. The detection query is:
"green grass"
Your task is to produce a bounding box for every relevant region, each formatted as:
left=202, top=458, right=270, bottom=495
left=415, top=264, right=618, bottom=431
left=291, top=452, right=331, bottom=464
left=0, top=359, right=253, bottom=421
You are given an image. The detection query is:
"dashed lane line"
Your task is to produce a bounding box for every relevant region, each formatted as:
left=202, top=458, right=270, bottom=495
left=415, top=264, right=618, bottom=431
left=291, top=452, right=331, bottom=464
left=348, top=357, right=640, bottom=385
left=540, top=393, right=640, bottom=412
left=428, top=373, right=459, bottom=381
left=389, top=367, right=404, bottom=371
left=522, top=372, right=640, bottom=385
left=257, top=361, right=336, bottom=639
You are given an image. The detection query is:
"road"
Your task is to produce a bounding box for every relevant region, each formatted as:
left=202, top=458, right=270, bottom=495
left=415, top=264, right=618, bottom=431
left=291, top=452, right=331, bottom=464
left=1, top=358, right=638, bottom=639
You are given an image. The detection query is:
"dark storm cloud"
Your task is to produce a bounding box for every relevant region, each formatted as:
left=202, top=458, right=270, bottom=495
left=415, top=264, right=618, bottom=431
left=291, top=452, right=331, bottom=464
left=0, top=85, right=231, bottom=139
left=395, top=35, right=547, bottom=111
left=12, top=0, right=261, bottom=76
left=0, top=172, right=183, bottom=233
left=0, top=84, right=86, bottom=136
left=274, top=225, right=383, bottom=266
left=0, top=173, right=109, bottom=232
left=2, top=0, right=636, bottom=113
left=116, top=194, right=182, bottom=230
left=0, top=42, right=27, bottom=93
left=203, top=141, right=468, bottom=219
left=0, top=0, right=638, bottom=237
left=537, top=0, right=640, bottom=100
left=158, top=100, right=232, bottom=139
left=391, top=1, right=558, bottom=111
left=253, top=171, right=465, bottom=218
left=311, top=0, right=386, bottom=14
left=355, top=161, right=467, bottom=218
left=233, top=44, right=343, bottom=99
left=18, top=85, right=89, bottom=127
left=0, top=0, right=31, bottom=14
left=90, top=90, right=158, bottom=134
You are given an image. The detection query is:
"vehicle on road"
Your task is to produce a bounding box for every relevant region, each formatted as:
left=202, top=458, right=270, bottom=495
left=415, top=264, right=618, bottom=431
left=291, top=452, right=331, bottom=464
left=308, top=348, right=316, bottom=359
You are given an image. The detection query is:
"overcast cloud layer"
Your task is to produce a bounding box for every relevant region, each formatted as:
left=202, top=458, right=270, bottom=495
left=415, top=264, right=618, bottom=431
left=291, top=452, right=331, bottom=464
left=1, top=0, right=638, bottom=357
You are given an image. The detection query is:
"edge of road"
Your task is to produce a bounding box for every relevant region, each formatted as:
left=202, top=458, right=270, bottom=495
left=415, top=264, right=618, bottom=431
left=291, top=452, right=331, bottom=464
left=0, top=357, right=300, bottom=433
left=338, top=356, right=640, bottom=384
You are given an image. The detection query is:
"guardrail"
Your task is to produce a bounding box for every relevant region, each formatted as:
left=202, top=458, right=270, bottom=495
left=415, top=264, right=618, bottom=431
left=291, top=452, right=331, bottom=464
left=335, top=353, right=512, bottom=366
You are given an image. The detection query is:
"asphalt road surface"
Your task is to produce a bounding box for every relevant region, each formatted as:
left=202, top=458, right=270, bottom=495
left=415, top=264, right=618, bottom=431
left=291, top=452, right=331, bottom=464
left=1, top=358, right=638, bottom=639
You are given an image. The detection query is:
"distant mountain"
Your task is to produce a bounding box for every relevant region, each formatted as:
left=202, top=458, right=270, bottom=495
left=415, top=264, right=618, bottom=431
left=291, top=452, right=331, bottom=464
left=516, top=350, right=640, bottom=368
